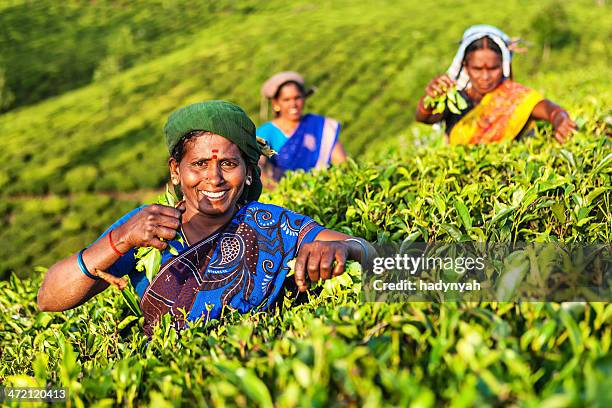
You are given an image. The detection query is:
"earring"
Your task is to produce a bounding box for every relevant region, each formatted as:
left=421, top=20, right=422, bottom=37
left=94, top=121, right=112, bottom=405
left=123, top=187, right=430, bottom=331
left=273, top=106, right=280, bottom=112
left=172, top=178, right=179, bottom=185
left=246, top=176, right=252, bottom=186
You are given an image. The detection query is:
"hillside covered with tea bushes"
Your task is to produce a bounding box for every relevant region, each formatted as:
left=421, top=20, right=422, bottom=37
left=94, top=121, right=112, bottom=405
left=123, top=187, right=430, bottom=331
left=2, top=267, right=611, bottom=407
left=0, top=0, right=610, bottom=278
left=1, top=129, right=610, bottom=406
left=0, top=0, right=611, bottom=406
left=1, top=127, right=609, bottom=279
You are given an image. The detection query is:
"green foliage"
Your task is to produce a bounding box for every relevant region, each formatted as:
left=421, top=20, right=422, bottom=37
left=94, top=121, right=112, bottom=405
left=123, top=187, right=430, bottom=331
left=0, top=1, right=611, bottom=405
left=264, top=131, right=610, bottom=244
left=424, top=87, right=468, bottom=115
left=0, top=0, right=609, bottom=188
left=0, top=0, right=269, bottom=111
left=2, top=268, right=611, bottom=406
left=0, top=66, right=15, bottom=110
left=531, top=0, right=575, bottom=51
left=93, top=26, right=137, bottom=82
left=0, top=194, right=139, bottom=280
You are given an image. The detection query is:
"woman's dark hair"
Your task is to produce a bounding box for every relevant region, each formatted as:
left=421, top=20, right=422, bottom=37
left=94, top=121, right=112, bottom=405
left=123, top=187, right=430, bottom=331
left=273, top=80, right=306, bottom=99
left=463, top=36, right=503, bottom=63
left=171, top=130, right=205, bottom=163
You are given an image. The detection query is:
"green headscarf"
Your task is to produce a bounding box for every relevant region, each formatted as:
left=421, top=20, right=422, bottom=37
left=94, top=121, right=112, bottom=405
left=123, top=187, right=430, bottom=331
left=163, top=101, right=262, bottom=202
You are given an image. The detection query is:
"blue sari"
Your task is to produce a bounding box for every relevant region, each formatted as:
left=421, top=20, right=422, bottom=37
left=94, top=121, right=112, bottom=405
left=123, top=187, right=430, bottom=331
left=102, top=202, right=324, bottom=336
left=257, top=113, right=341, bottom=180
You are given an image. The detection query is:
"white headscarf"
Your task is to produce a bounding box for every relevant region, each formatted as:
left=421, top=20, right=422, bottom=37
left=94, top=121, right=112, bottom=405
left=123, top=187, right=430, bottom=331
left=447, top=25, right=513, bottom=90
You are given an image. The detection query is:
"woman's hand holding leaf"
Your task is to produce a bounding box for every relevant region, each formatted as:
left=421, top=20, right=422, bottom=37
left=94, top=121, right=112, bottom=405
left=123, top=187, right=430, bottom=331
left=425, top=74, right=455, bottom=98
left=114, top=203, right=185, bottom=253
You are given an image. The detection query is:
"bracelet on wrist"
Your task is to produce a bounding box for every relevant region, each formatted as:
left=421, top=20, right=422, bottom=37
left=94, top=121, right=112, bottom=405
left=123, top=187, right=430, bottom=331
left=108, top=229, right=124, bottom=257
left=418, top=98, right=432, bottom=115
left=344, top=238, right=369, bottom=264
left=77, top=248, right=100, bottom=281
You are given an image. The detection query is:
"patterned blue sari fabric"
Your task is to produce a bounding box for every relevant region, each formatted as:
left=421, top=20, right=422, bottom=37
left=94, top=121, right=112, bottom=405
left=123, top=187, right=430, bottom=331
left=257, top=113, right=340, bottom=180
left=101, top=202, right=324, bottom=337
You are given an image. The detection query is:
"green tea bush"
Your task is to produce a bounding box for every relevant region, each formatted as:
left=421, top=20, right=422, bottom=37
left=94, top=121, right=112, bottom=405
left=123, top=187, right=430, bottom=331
left=1, top=268, right=611, bottom=406
left=0, top=0, right=273, bottom=111
left=0, top=0, right=609, bottom=198
left=1, top=128, right=609, bottom=405
left=0, top=66, right=15, bottom=110
left=531, top=0, right=575, bottom=55
left=0, top=1, right=610, bottom=405
left=0, top=195, right=138, bottom=280
left=64, top=166, right=99, bottom=193
left=264, top=132, right=611, bottom=244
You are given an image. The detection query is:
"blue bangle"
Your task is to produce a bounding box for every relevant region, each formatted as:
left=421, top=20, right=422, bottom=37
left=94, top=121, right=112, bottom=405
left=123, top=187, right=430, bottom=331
left=77, top=248, right=100, bottom=280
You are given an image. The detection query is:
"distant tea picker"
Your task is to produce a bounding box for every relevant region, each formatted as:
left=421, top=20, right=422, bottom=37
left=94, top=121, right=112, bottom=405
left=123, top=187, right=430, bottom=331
left=38, top=101, right=373, bottom=337
left=257, top=71, right=347, bottom=185
left=416, top=25, right=577, bottom=144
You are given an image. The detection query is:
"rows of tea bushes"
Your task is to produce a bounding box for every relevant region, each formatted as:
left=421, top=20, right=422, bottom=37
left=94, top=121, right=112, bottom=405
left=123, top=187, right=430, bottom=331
left=0, top=127, right=610, bottom=405
left=0, top=0, right=270, bottom=110
left=0, top=0, right=610, bottom=405
left=1, top=0, right=609, bottom=196
left=267, top=128, right=611, bottom=244
left=2, top=123, right=609, bottom=280
left=0, top=193, right=141, bottom=280
left=0, top=0, right=609, bottom=280
left=2, top=0, right=607, bottom=112
left=1, top=260, right=611, bottom=406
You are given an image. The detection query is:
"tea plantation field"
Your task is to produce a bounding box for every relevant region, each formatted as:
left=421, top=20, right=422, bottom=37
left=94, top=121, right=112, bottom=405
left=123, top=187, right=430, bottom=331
left=0, top=0, right=611, bottom=406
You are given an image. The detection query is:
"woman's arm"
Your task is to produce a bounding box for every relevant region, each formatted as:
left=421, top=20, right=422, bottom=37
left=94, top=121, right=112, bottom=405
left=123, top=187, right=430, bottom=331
left=37, top=204, right=183, bottom=311
left=292, top=229, right=376, bottom=292
left=37, top=241, right=116, bottom=312
left=330, top=141, right=348, bottom=165
left=416, top=74, right=455, bottom=124
left=531, top=99, right=577, bottom=143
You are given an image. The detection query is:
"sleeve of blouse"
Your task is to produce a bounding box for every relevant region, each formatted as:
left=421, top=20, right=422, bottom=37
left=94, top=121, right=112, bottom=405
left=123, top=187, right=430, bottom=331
left=256, top=123, right=273, bottom=143
left=291, top=212, right=326, bottom=257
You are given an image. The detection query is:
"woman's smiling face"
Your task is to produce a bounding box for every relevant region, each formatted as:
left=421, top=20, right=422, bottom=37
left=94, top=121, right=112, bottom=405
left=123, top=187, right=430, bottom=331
left=273, top=82, right=305, bottom=121
left=170, top=133, right=248, bottom=218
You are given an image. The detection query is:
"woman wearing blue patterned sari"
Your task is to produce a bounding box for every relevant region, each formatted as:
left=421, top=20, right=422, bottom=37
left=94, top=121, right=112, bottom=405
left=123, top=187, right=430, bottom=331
left=257, top=71, right=347, bottom=183
left=38, top=101, right=373, bottom=337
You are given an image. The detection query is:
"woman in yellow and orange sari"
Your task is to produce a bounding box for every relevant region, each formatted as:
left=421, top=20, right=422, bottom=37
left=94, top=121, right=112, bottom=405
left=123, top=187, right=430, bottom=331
left=416, top=25, right=576, bottom=144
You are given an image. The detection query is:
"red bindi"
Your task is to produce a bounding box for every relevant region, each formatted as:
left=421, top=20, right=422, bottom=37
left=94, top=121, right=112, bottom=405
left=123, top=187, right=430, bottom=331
left=211, top=149, right=218, bottom=159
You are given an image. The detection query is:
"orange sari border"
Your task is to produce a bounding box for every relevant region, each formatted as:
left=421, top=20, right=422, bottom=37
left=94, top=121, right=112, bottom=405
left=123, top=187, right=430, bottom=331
left=449, top=80, right=543, bottom=145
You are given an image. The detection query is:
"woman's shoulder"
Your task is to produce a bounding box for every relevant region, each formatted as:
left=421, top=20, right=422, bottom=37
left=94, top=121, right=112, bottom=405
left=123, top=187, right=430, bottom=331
left=501, top=80, right=532, bottom=92
left=302, top=113, right=327, bottom=122
left=240, top=201, right=325, bottom=240
left=242, top=201, right=318, bottom=222
left=257, top=121, right=283, bottom=137
left=302, top=113, right=340, bottom=128
left=497, top=80, right=543, bottom=101
left=243, top=201, right=295, bottom=214
left=257, top=121, right=276, bottom=131
left=257, top=121, right=286, bottom=140
left=256, top=122, right=289, bottom=151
